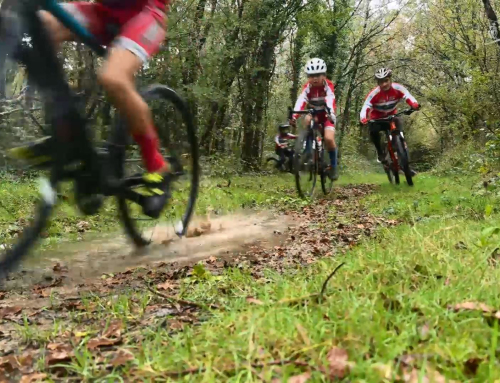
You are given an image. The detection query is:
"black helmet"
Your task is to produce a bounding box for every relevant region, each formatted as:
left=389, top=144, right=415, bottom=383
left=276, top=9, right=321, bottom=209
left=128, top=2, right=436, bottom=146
left=279, top=123, right=290, bottom=131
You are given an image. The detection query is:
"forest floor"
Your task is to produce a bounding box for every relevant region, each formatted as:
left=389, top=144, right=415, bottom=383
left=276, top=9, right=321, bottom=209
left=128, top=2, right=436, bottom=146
left=1, top=171, right=500, bottom=382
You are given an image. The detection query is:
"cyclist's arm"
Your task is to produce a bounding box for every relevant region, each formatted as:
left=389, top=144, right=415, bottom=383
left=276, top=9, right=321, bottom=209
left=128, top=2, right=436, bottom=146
left=360, top=87, right=378, bottom=123
left=393, top=83, right=419, bottom=109
left=292, top=84, right=309, bottom=120
left=287, top=133, right=298, bottom=139
left=274, top=135, right=281, bottom=145
left=325, top=81, right=337, bottom=124
left=359, top=101, right=372, bottom=124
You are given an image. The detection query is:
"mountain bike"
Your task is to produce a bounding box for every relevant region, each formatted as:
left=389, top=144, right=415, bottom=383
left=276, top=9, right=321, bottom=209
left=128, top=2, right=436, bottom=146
left=288, top=106, right=336, bottom=199
left=0, top=0, right=199, bottom=279
left=266, top=142, right=295, bottom=173
left=369, top=109, right=415, bottom=186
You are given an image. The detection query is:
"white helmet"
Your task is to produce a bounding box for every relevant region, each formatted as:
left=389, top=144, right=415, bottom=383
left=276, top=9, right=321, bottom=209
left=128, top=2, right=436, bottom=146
left=305, top=58, right=327, bottom=75
left=375, top=68, right=392, bottom=79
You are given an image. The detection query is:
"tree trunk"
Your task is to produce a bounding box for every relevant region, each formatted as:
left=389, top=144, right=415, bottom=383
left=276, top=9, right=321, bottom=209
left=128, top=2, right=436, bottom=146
left=241, top=33, right=279, bottom=170
left=482, top=0, right=500, bottom=49
left=290, top=27, right=304, bottom=112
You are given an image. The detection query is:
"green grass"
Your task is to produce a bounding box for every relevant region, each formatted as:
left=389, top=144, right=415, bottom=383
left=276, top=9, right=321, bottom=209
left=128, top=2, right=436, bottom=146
left=7, top=171, right=500, bottom=381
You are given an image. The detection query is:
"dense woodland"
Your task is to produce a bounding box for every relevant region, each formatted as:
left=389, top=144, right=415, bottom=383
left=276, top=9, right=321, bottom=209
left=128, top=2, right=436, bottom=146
left=0, top=0, right=499, bottom=172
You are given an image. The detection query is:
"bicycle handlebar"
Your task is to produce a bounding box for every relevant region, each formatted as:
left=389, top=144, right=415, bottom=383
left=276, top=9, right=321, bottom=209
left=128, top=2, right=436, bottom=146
left=287, top=105, right=332, bottom=120
left=368, top=109, right=417, bottom=123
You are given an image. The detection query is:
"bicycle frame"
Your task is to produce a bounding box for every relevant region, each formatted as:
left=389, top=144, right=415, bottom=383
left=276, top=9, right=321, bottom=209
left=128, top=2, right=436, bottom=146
left=288, top=106, right=331, bottom=153
left=385, top=119, right=400, bottom=172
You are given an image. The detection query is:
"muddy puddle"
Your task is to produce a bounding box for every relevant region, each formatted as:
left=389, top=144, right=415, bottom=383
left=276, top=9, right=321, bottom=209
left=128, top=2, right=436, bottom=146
left=4, top=211, right=294, bottom=288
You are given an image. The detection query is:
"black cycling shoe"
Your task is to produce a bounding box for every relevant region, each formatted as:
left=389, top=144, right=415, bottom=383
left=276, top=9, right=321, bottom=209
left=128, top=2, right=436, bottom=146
left=327, top=165, right=339, bottom=181
left=8, top=136, right=54, bottom=166
left=139, top=172, right=174, bottom=219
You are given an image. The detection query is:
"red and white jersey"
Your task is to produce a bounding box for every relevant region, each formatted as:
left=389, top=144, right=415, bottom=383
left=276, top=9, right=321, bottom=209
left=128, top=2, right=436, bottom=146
left=275, top=133, right=297, bottom=146
left=293, top=79, right=337, bottom=121
left=360, top=83, right=419, bottom=122
left=101, top=0, right=168, bottom=11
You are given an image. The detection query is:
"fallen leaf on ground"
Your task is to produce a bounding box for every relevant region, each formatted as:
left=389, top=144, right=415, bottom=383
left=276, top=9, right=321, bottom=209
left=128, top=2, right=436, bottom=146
left=87, top=337, right=121, bottom=350
left=169, top=320, right=185, bottom=330
left=288, top=371, right=311, bottom=383
left=0, top=355, right=20, bottom=372
left=401, top=366, right=455, bottom=383
left=246, top=297, right=264, bottom=305
left=0, top=306, right=22, bottom=318
left=103, top=320, right=123, bottom=339
left=109, top=349, right=134, bottom=367
left=463, top=357, right=483, bottom=377
left=157, top=281, right=175, bottom=291
left=20, top=373, right=47, bottom=383
left=46, top=343, right=73, bottom=365
left=449, top=302, right=493, bottom=313
left=326, top=347, right=352, bottom=379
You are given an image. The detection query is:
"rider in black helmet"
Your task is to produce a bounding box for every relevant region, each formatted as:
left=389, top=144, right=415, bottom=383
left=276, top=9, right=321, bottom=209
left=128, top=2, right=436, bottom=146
left=275, top=123, right=297, bottom=172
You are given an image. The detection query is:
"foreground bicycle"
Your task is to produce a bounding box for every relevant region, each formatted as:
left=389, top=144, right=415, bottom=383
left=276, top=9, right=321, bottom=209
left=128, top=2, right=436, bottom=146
left=370, top=109, right=415, bottom=186
left=0, top=0, right=199, bottom=279
left=288, top=106, right=336, bottom=199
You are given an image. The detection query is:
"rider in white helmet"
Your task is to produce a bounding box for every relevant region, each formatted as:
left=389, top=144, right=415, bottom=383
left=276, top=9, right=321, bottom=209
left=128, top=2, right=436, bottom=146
left=290, top=58, right=339, bottom=180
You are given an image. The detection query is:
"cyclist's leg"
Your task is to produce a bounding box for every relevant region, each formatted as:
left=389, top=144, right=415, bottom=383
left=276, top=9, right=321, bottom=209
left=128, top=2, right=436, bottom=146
left=323, top=120, right=338, bottom=179
left=39, top=3, right=109, bottom=46
left=97, top=6, right=171, bottom=217
left=276, top=146, right=285, bottom=167
left=369, top=122, right=385, bottom=161
left=98, top=6, right=167, bottom=175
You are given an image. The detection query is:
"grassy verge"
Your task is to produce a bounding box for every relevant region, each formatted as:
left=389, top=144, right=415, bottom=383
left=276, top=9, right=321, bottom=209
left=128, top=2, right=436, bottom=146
left=4, top=172, right=500, bottom=381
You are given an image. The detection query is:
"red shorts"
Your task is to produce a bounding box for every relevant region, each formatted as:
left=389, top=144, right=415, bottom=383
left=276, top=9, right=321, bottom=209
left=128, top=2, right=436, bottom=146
left=62, top=2, right=167, bottom=62
left=314, top=111, right=335, bottom=131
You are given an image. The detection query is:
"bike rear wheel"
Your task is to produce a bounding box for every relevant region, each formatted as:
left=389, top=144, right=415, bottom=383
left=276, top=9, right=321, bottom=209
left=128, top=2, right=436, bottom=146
left=113, top=85, right=199, bottom=247
left=294, top=129, right=317, bottom=199
left=394, top=135, right=413, bottom=186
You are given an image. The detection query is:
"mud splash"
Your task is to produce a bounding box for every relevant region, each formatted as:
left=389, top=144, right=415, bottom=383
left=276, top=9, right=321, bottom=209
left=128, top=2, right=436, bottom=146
left=4, top=211, right=294, bottom=288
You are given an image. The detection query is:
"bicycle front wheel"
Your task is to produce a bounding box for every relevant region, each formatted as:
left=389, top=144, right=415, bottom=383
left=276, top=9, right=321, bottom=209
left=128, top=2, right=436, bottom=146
left=394, top=135, right=413, bottom=186
left=294, top=129, right=317, bottom=199
left=114, top=85, right=199, bottom=247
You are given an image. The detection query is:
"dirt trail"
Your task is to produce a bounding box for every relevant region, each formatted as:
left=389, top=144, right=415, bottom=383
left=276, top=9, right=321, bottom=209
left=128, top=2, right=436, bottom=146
left=3, top=211, right=293, bottom=289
